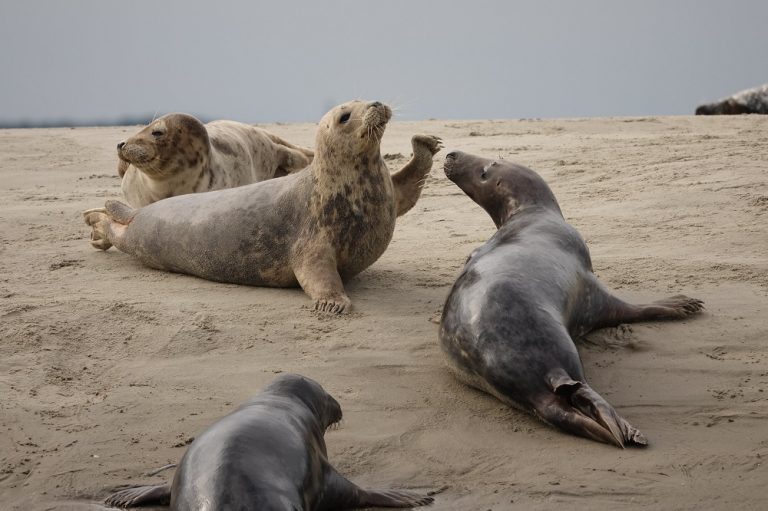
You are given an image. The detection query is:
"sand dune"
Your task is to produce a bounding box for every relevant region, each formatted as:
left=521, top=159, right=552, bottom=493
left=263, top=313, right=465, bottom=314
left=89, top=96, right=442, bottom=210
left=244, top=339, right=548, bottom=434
left=1, top=115, right=766, bottom=510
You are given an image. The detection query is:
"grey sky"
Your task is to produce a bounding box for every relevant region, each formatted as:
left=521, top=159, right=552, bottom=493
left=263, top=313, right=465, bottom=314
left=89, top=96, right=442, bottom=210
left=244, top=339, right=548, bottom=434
left=1, top=1, right=766, bottom=125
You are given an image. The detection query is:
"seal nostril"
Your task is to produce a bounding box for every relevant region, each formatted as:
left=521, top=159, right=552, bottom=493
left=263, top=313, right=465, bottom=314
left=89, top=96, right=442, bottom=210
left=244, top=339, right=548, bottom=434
left=117, top=142, right=126, bottom=150
left=445, top=151, right=457, bottom=160
left=370, top=101, right=382, bottom=108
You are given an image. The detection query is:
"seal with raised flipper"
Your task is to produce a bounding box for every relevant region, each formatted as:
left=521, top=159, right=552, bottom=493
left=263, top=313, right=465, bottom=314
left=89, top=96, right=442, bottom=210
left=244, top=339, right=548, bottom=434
left=104, top=374, right=434, bottom=510
left=439, top=151, right=704, bottom=447
left=84, top=101, right=442, bottom=313
left=116, top=113, right=315, bottom=207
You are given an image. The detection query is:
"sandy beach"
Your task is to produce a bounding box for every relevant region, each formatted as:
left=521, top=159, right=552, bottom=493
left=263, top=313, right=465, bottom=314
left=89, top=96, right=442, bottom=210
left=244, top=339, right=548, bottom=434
left=1, top=115, right=767, bottom=510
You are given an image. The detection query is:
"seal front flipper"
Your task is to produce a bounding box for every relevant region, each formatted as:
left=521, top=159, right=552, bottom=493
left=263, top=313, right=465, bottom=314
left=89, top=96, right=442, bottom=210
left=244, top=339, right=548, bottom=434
left=536, top=369, right=647, bottom=448
left=317, top=468, right=434, bottom=510
left=104, top=484, right=171, bottom=508
left=391, top=135, right=442, bottom=217
left=293, top=249, right=352, bottom=314
left=587, top=286, right=705, bottom=331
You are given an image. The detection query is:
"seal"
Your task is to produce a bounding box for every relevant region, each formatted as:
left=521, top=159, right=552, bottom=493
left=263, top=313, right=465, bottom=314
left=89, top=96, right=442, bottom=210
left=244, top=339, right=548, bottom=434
left=116, top=113, right=315, bottom=207
left=695, top=83, right=768, bottom=115
left=84, top=101, right=441, bottom=313
left=439, top=151, right=705, bottom=447
left=103, top=374, right=434, bottom=509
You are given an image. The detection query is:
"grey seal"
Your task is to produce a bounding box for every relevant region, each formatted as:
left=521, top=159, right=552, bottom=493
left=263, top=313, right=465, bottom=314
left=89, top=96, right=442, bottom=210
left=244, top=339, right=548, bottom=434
left=84, top=101, right=442, bottom=313
left=439, top=151, right=704, bottom=447
left=696, top=84, right=768, bottom=115
left=104, top=374, right=433, bottom=509
left=116, top=113, right=314, bottom=207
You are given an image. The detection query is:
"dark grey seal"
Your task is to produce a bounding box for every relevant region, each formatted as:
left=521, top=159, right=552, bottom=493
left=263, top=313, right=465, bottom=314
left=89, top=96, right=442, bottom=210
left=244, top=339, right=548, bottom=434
left=104, top=374, right=433, bottom=509
left=439, top=151, right=704, bottom=447
left=696, top=84, right=768, bottom=115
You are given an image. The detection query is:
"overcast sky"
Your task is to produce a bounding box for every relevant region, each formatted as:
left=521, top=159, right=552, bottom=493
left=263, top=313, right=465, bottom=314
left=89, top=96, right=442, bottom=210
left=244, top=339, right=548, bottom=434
left=1, top=1, right=766, bottom=126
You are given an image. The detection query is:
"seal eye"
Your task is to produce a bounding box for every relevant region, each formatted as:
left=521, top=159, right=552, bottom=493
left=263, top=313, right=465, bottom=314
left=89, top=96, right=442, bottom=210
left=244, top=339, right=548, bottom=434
left=339, top=112, right=351, bottom=124
left=151, top=130, right=164, bottom=138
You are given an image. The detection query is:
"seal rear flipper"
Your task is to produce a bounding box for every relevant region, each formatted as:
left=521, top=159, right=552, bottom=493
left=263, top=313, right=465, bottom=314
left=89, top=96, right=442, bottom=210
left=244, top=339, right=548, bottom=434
left=538, top=372, right=647, bottom=448
left=83, top=207, right=113, bottom=251
left=104, top=484, right=171, bottom=508
left=317, top=468, right=434, bottom=510
left=104, top=199, right=138, bottom=224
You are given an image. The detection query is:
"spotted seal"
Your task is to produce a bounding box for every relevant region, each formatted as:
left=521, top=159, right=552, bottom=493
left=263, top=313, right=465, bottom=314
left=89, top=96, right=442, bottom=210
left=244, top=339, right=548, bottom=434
left=104, top=374, right=434, bottom=509
left=84, top=101, right=441, bottom=313
left=439, top=151, right=705, bottom=447
left=117, top=113, right=314, bottom=207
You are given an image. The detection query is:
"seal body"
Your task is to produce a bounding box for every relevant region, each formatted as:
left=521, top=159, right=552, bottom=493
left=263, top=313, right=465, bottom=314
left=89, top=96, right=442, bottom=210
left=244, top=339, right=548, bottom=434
left=439, top=151, right=704, bottom=447
left=85, top=101, right=441, bottom=313
left=695, top=84, right=768, bottom=115
left=117, top=113, right=314, bottom=207
left=104, top=374, right=433, bottom=510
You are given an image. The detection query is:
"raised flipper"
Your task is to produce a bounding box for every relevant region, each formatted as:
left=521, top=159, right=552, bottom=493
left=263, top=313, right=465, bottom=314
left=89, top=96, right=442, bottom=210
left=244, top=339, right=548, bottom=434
left=104, top=484, right=171, bottom=508
left=392, top=135, right=443, bottom=217
left=316, top=467, right=434, bottom=511
left=536, top=369, right=647, bottom=448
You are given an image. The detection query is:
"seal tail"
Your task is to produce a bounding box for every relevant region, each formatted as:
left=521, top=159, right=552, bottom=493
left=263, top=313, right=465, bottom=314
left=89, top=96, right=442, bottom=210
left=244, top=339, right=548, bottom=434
left=536, top=370, right=647, bottom=448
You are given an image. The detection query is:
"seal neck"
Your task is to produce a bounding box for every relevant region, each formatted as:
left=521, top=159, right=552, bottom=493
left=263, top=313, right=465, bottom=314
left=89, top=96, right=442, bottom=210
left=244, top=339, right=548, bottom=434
left=495, top=199, right=563, bottom=229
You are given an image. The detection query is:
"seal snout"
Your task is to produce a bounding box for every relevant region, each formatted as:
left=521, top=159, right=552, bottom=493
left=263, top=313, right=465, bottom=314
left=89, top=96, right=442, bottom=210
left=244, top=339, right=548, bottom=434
left=443, top=150, right=465, bottom=181
left=117, top=141, right=126, bottom=150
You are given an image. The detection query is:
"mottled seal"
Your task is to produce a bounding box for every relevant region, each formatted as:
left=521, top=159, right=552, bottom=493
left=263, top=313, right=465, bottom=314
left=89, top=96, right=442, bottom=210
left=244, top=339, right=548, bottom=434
left=117, top=113, right=314, bottom=207
left=696, top=84, right=768, bottom=115
left=439, top=151, right=704, bottom=447
left=84, top=101, right=441, bottom=312
left=104, top=374, right=433, bottom=509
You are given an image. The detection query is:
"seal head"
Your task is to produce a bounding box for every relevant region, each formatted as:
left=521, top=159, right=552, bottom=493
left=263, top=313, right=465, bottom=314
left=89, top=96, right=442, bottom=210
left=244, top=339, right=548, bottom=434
left=444, top=150, right=561, bottom=227
left=117, top=114, right=210, bottom=179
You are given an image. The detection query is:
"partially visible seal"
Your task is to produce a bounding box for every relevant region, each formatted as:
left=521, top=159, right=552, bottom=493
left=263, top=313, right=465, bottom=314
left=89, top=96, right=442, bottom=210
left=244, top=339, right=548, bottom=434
left=104, top=374, right=434, bottom=509
left=84, top=101, right=441, bottom=313
left=696, top=84, right=768, bottom=115
left=117, top=113, right=315, bottom=207
left=439, top=151, right=704, bottom=447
